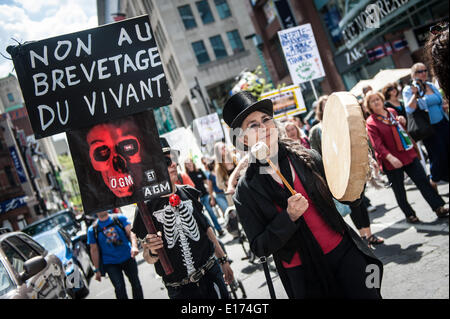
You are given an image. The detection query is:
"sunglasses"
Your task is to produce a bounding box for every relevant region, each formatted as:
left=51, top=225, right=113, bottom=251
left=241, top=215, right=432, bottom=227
left=416, top=69, right=427, bottom=74
left=165, top=156, right=174, bottom=167
left=430, top=23, right=448, bottom=35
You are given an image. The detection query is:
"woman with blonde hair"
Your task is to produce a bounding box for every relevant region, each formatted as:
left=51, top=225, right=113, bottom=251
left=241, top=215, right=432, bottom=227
left=284, top=120, right=311, bottom=149
left=402, top=62, right=449, bottom=191
left=365, top=90, right=448, bottom=223
left=213, top=142, right=238, bottom=205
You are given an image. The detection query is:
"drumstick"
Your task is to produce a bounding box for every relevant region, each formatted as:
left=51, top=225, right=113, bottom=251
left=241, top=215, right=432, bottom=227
left=251, top=142, right=297, bottom=196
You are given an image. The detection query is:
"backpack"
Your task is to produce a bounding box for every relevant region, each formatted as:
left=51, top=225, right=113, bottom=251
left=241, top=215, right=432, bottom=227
left=91, top=214, right=129, bottom=276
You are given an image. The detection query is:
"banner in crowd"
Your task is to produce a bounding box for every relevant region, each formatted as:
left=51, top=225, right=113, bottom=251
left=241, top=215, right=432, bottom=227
left=193, top=113, right=224, bottom=146
left=66, top=110, right=172, bottom=214
left=9, top=15, right=171, bottom=138
left=278, top=24, right=325, bottom=84
left=260, top=84, right=307, bottom=119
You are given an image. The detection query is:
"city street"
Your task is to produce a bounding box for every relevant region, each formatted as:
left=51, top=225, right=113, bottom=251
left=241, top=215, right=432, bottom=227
left=86, top=182, right=449, bottom=299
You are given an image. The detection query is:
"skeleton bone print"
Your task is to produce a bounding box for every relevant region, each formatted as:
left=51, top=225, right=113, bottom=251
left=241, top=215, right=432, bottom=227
left=153, top=199, right=200, bottom=275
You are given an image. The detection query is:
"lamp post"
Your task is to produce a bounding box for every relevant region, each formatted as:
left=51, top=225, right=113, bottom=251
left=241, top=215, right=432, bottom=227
left=190, top=76, right=210, bottom=115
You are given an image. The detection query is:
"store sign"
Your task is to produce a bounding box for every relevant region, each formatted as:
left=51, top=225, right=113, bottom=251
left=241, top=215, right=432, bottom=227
left=278, top=24, right=326, bottom=84
left=273, top=0, right=297, bottom=29
left=334, top=46, right=367, bottom=73
left=0, top=196, right=27, bottom=215
left=8, top=146, right=27, bottom=183
left=341, top=0, right=410, bottom=45
left=9, top=15, right=171, bottom=138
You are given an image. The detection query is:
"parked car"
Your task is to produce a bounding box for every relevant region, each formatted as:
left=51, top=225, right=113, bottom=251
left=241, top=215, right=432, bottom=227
left=0, top=231, right=69, bottom=299
left=22, top=209, right=85, bottom=241
left=32, top=228, right=92, bottom=298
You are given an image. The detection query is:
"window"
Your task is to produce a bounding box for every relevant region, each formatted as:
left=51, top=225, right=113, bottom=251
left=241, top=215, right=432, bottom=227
left=7, top=93, right=14, bottom=103
left=155, top=23, right=167, bottom=51
left=209, top=35, right=228, bottom=59
left=7, top=236, right=39, bottom=260
left=214, top=0, right=231, bottom=19
left=167, top=56, right=181, bottom=88
left=196, top=0, right=215, bottom=24
left=178, top=5, right=197, bottom=30
left=227, top=30, right=245, bottom=53
left=0, top=261, right=14, bottom=296
left=1, top=241, right=25, bottom=274
left=17, top=234, right=45, bottom=256
left=143, top=0, right=153, bottom=13
left=192, top=41, right=211, bottom=65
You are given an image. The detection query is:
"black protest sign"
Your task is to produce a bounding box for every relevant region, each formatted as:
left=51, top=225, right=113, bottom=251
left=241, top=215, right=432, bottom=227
left=8, top=15, right=171, bottom=139
left=66, top=109, right=172, bottom=214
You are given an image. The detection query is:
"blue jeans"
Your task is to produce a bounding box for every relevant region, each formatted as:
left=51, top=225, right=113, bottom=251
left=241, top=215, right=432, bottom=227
left=200, top=195, right=222, bottom=232
left=166, top=261, right=230, bottom=299
left=215, top=193, right=229, bottom=215
left=103, top=258, right=144, bottom=299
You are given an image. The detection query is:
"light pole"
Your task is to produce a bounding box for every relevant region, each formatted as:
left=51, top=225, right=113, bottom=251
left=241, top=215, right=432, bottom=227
left=190, top=76, right=210, bottom=115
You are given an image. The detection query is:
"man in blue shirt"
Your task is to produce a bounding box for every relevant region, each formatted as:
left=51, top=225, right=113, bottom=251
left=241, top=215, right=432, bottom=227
left=87, top=210, right=143, bottom=299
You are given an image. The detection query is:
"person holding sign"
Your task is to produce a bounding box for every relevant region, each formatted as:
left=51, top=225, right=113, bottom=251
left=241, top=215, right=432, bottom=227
left=223, top=91, right=382, bottom=299
left=132, top=138, right=234, bottom=299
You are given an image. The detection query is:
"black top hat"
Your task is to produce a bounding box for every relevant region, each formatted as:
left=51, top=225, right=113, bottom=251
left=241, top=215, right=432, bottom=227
left=223, top=91, right=273, bottom=129
left=159, top=137, right=180, bottom=156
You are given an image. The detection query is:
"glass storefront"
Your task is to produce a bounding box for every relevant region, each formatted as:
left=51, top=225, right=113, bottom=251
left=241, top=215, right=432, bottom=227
left=316, top=0, right=449, bottom=91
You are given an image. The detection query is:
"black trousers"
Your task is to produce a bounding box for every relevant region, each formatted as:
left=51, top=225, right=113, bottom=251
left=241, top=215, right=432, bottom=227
left=284, top=236, right=381, bottom=299
left=350, top=201, right=371, bottom=230
left=166, top=261, right=230, bottom=299
left=422, top=118, right=449, bottom=183
left=385, top=157, right=445, bottom=218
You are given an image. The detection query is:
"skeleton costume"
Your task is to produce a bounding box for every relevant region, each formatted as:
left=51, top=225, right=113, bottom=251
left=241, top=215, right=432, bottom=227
left=132, top=184, right=229, bottom=298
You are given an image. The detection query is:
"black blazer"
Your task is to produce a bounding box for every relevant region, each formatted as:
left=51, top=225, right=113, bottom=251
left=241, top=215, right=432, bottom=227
left=233, top=148, right=383, bottom=297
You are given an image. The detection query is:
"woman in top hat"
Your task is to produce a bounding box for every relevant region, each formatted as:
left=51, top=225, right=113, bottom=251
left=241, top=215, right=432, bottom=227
left=223, top=91, right=383, bottom=299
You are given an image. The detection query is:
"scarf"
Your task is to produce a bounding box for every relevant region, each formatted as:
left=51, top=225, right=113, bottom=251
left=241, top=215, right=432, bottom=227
left=257, top=143, right=340, bottom=298
left=375, top=111, right=413, bottom=152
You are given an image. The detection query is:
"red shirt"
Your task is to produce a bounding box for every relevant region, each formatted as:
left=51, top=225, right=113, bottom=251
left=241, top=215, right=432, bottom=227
left=275, top=165, right=343, bottom=268
left=175, top=173, right=195, bottom=187
left=366, top=108, right=417, bottom=172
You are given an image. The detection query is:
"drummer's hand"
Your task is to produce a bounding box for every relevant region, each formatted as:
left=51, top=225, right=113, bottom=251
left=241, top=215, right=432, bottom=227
left=143, top=233, right=164, bottom=255
left=287, top=193, right=309, bottom=222
left=397, top=116, right=406, bottom=127
left=387, top=154, right=403, bottom=169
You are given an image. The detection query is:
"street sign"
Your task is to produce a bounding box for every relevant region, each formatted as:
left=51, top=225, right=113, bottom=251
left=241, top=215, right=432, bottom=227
left=278, top=24, right=325, bottom=84
left=8, top=15, right=171, bottom=138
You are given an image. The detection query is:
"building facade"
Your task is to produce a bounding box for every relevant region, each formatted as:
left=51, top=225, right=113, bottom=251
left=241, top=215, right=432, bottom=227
left=315, top=0, right=449, bottom=90
left=97, top=0, right=263, bottom=127
left=246, top=0, right=347, bottom=109
left=0, top=74, right=67, bottom=229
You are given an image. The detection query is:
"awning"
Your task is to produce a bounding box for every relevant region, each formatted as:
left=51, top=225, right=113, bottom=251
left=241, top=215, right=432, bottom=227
left=350, top=68, right=411, bottom=97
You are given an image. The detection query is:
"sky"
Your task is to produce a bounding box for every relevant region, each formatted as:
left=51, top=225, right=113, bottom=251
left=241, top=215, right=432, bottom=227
left=0, top=0, right=98, bottom=78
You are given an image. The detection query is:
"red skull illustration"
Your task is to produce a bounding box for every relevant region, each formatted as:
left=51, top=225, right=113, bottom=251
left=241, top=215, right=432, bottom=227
left=86, top=121, right=142, bottom=198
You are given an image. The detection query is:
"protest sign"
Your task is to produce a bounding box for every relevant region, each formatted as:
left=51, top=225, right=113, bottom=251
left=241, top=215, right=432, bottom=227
left=278, top=24, right=325, bottom=84
left=8, top=15, right=171, bottom=138
left=193, top=113, right=224, bottom=146
left=260, top=84, right=307, bottom=119
left=66, top=109, right=172, bottom=214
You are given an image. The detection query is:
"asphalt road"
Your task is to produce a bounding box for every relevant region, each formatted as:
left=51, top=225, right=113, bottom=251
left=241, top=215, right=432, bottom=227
left=86, top=180, right=449, bottom=299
